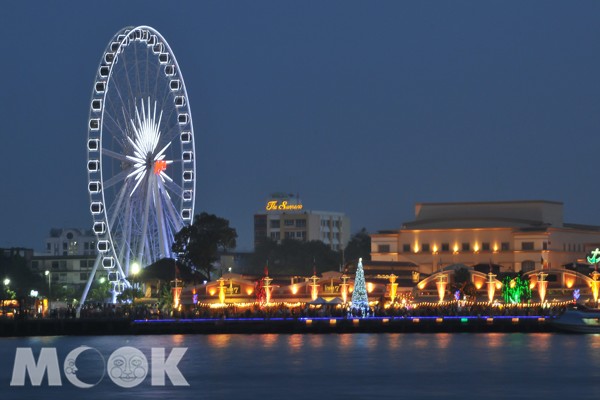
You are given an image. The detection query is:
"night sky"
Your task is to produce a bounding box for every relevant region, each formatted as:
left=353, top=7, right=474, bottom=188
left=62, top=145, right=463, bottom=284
left=1, top=1, right=600, bottom=252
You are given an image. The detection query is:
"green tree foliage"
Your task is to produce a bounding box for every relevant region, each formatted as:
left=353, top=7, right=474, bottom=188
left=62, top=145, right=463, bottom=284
left=250, top=239, right=341, bottom=275
left=0, top=252, right=45, bottom=298
left=172, top=212, right=237, bottom=280
left=88, top=279, right=111, bottom=303
left=344, top=228, right=371, bottom=263
left=117, top=287, right=143, bottom=303
left=501, top=275, right=532, bottom=304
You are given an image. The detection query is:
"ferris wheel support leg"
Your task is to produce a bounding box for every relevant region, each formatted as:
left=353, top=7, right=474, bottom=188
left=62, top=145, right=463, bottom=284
left=76, top=254, right=102, bottom=318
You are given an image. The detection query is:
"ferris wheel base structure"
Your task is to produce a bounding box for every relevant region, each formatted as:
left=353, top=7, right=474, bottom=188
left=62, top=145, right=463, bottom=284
left=78, top=25, right=196, bottom=315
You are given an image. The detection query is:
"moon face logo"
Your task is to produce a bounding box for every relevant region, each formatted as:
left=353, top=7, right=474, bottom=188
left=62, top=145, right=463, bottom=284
left=107, top=346, right=148, bottom=388
left=63, top=346, right=106, bottom=388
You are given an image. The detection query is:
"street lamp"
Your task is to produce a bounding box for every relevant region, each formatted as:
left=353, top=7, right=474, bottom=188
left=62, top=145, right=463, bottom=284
left=45, top=270, right=51, bottom=301
left=130, top=262, right=140, bottom=303
left=2, top=278, right=9, bottom=317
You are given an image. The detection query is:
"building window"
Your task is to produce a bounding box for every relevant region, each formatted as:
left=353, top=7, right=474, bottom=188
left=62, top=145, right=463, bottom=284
left=501, top=242, right=510, bottom=251
left=378, top=244, right=390, bottom=253
left=80, top=272, right=89, bottom=281
left=402, top=244, right=411, bottom=253
left=482, top=242, right=490, bottom=251
left=270, top=232, right=280, bottom=240
left=441, top=243, right=449, bottom=252
left=295, top=219, right=306, bottom=228
left=521, top=260, right=535, bottom=272
left=32, top=261, right=39, bottom=269
left=543, top=242, right=548, bottom=251
left=284, top=219, right=294, bottom=226
left=521, top=242, right=534, bottom=251
left=52, top=261, right=59, bottom=269
left=422, top=243, right=430, bottom=252
left=270, top=220, right=280, bottom=229
left=462, top=243, right=470, bottom=252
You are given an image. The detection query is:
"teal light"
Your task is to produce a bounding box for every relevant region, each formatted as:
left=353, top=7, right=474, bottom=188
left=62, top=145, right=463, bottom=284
left=460, top=318, right=468, bottom=323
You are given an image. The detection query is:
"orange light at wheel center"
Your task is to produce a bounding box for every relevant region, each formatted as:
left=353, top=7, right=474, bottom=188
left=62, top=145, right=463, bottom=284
left=154, top=160, right=167, bottom=175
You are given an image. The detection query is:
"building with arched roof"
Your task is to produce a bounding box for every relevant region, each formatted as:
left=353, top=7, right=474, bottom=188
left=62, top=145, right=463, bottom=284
left=371, top=201, right=600, bottom=275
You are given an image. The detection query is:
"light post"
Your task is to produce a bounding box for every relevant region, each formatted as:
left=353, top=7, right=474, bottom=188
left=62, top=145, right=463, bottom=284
left=130, top=262, right=140, bottom=304
left=1, top=278, right=9, bottom=317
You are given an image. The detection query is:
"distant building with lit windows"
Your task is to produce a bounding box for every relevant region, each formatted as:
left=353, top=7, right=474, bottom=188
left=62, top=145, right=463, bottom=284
left=370, top=201, right=600, bottom=275
left=31, top=228, right=100, bottom=292
left=254, top=193, right=351, bottom=251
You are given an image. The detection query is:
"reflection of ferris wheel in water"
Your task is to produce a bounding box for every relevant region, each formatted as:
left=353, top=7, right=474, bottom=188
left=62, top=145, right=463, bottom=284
left=80, top=26, right=196, bottom=305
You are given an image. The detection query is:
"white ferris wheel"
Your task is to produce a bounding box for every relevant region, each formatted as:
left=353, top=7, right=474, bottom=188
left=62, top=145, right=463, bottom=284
left=80, top=26, right=196, bottom=305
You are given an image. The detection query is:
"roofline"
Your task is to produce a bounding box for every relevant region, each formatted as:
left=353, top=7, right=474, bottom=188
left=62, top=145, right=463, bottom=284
left=415, top=200, right=563, bottom=207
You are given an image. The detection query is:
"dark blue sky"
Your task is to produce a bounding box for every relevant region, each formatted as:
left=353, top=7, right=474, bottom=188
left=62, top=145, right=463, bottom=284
left=1, top=1, right=600, bottom=252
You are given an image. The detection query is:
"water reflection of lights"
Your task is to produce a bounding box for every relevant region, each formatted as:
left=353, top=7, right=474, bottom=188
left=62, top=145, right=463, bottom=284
left=387, top=333, right=402, bottom=350
left=308, top=335, right=324, bottom=348
left=262, top=334, right=278, bottom=349
left=436, top=333, right=451, bottom=350
left=288, top=334, right=304, bottom=353
left=207, top=334, right=232, bottom=349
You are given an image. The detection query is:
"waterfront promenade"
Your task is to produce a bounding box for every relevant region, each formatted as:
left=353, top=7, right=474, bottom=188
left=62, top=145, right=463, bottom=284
left=0, top=314, right=555, bottom=337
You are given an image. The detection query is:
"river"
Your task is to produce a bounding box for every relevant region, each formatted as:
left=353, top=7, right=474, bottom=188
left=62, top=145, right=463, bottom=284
left=0, top=333, right=599, bottom=399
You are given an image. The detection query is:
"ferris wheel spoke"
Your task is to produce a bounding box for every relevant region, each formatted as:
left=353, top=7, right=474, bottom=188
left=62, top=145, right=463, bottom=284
left=103, top=167, right=134, bottom=190
left=162, top=177, right=184, bottom=199
left=102, top=148, right=130, bottom=163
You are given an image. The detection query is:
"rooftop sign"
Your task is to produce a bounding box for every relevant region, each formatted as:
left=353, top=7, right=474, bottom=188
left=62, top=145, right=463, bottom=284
left=266, top=200, right=303, bottom=211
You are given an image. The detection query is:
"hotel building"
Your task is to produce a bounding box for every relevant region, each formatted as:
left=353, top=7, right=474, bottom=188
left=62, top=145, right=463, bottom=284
left=371, top=201, right=600, bottom=275
left=254, top=193, right=351, bottom=251
left=31, top=228, right=100, bottom=290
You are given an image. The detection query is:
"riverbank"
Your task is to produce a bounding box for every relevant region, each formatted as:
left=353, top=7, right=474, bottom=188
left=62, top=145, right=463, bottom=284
left=0, top=315, right=555, bottom=336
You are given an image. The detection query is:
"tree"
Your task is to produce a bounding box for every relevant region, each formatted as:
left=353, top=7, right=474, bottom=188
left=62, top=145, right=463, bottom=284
left=351, top=258, right=369, bottom=311
left=344, top=228, right=371, bottom=263
left=172, top=212, right=237, bottom=280
left=88, top=279, right=111, bottom=303
left=249, top=239, right=341, bottom=275
left=117, top=287, right=143, bottom=303
left=0, top=252, right=45, bottom=298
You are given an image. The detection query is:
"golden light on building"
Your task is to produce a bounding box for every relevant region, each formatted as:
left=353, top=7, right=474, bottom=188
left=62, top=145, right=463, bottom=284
left=418, top=282, right=425, bottom=290
left=564, top=274, right=575, bottom=289
left=309, top=273, right=319, bottom=301
left=367, top=282, right=375, bottom=293
left=246, top=288, right=254, bottom=296
left=340, top=274, right=349, bottom=304
left=487, top=271, right=497, bottom=303
left=209, top=288, right=216, bottom=296
left=453, top=244, right=459, bottom=254
left=217, top=277, right=226, bottom=304
left=473, top=243, right=480, bottom=253
left=537, top=271, right=548, bottom=303
left=432, top=245, right=438, bottom=254
left=290, top=284, right=298, bottom=295
left=493, top=243, right=499, bottom=253
left=388, top=274, right=398, bottom=303
left=591, top=270, right=600, bottom=305
left=413, top=243, right=419, bottom=253
left=436, top=274, right=448, bottom=302
left=263, top=274, right=273, bottom=304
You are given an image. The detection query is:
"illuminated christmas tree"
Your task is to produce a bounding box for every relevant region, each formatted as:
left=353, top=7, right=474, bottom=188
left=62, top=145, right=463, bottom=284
left=351, top=257, right=369, bottom=312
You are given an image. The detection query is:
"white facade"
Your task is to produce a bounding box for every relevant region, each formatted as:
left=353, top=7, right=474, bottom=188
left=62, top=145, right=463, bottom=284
left=45, top=228, right=97, bottom=256
left=31, top=228, right=101, bottom=293
left=371, top=201, right=600, bottom=275
left=254, top=194, right=351, bottom=251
